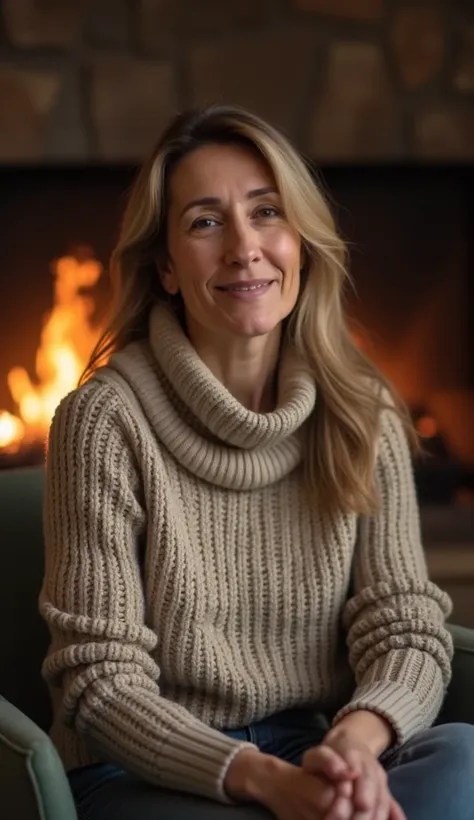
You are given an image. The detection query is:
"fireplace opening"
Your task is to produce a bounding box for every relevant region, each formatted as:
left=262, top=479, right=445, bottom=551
left=0, top=164, right=472, bottom=507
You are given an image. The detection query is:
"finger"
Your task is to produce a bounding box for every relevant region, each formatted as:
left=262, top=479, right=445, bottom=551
left=374, top=793, right=391, bottom=820
left=325, top=794, right=354, bottom=820
left=388, top=797, right=407, bottom=820
left=309, top=774, right=336, bottom=813
left=373, top=777, right=389, bottom=820
left=352, top=771, right=378, bottom=812
left=353, top=803, right=380, bottom=820
left=336, top=779, right=353, bottom=799
left=302, top=745, right=356, bottom=781
left=354, top=773, right=377, bottom=812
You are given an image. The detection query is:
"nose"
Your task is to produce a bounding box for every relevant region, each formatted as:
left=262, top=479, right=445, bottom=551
left=223, top=217, right=262, bottom=268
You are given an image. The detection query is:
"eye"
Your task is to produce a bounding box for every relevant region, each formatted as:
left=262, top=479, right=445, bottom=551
left=191, top=216, right=219, bottom=230
left=254, top=206, right=280, bottom=219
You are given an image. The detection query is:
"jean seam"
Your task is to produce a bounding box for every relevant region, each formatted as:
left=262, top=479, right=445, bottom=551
left=248, top=724, right=258, bottom=744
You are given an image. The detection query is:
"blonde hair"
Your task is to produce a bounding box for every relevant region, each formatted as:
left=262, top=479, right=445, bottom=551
left=83, top=104, right=418, bottom=515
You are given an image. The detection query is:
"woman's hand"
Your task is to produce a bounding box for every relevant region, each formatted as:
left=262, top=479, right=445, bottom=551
left=225, top=747, right=355, bottom=820
left=302, top=730, right=406, bottom=820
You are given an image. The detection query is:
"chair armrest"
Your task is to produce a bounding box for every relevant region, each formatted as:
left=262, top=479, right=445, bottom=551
left=0, top=696, right=77, bottom=820
left=437, top=624, right=474, bottom=726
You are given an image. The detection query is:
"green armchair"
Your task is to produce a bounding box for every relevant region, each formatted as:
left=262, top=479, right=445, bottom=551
left=1, top=466, right=474, bottom=820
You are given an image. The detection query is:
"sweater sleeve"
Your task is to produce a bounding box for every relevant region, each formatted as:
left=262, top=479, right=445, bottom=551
left=39, top=381, right=253, bottom=802
left=332, top=402, right=453, bottom=745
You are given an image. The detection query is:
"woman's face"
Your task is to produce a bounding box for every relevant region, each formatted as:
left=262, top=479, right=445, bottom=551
left=161, top=142, right=302, bottom=341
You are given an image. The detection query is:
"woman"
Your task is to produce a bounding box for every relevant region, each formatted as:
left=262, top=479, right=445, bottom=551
left=40, top=105, right=474, bottom=820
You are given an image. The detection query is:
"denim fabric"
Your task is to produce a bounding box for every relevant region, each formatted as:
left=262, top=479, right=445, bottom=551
left=68, top=710, right=474, bottom=820
left=223, top=708, right=330, bottom=763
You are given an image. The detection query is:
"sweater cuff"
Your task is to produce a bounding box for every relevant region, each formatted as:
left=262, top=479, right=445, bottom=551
left=156, top=722, right=257, bottom=803
left=332, top=681, right=423, bottom=747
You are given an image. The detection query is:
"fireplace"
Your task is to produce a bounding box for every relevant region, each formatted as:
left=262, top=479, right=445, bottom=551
left=0, top=163, right=472, bottom=507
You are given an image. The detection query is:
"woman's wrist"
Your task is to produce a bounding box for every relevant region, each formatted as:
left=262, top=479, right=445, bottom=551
left=327, top=709, right=394, bottom=757
left=224, top=747, right=286, bottom=803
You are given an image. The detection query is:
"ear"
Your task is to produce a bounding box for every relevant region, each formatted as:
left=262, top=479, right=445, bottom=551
left=157, top=261, right=180, bottom=296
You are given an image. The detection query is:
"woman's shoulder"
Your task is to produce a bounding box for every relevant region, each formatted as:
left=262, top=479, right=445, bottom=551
left=54, top=337, right=150, bottom=419
left=372, top=382, right=417, bottom=472
left=49, top=341, right=162, bottom=455
left=49, top=368, right=136, bottom=446
left=355, top=373, right=414, bottom=461
left=53, top=373, right=119, bottom=418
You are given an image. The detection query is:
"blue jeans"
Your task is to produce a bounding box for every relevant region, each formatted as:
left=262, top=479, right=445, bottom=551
left=68, top=709, right=474, bottom=819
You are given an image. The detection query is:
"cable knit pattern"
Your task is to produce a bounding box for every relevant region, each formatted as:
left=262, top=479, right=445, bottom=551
left=40, top=302, right=453, bottom=803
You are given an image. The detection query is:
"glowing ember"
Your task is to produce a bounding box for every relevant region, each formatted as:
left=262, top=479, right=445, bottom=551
left=416, top=415, right=438, bottom=439
left=0, top=253, right=103, bottom=453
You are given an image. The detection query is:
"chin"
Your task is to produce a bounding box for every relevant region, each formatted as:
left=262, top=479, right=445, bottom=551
left=230, top=317, right=282, bottom=338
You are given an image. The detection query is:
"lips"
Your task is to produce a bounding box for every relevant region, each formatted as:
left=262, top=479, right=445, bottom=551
left=216, top=279, right=275, bottom=292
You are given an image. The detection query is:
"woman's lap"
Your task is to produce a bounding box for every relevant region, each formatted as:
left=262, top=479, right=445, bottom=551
left=386, top=722, right=474, bottom=820
left=68, top=713, right=474, bottom=820
left=72, top=771, right=272, bottom=820
left=70, top=709, right=324, bottom=820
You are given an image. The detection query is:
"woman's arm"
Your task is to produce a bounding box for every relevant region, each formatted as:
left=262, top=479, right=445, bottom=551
left=332, top=399, right=453, bottom=748
left=40, top=381, right=253, bottom=802
left=327, top=709, right=393, bottom=756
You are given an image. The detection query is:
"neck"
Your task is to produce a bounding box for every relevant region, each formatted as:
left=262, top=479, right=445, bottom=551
left=186, top=319, right=282, bottom=413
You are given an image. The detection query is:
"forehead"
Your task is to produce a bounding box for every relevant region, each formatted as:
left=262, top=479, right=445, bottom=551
left=168, top=142, right=277, bottom=204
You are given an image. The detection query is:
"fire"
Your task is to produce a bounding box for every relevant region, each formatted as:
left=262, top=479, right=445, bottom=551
left=0, top=412, right=25, bottom=453
left=0, top=252, right=103, bottom=454
left=416, top=415, right=438, bottom=439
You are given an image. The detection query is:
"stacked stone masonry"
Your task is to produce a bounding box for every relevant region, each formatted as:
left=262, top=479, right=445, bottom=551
left=0, top=0, right=472, bottom=162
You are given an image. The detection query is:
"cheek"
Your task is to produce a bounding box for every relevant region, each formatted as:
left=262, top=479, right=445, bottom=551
left=274, top=233, right=301, bottom=303
left=170, top=239, right=214, bottom=288
left=271, top=230, right=301, bottom=271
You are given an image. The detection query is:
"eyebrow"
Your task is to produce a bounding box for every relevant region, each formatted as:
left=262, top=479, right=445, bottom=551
left=179, top=186, right=279, bottom=218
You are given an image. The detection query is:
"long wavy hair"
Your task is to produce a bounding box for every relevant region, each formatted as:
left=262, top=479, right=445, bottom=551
left=82, top=104, right=417, bottom=515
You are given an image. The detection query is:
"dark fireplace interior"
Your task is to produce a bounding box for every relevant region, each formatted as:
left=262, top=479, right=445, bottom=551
left=0, top=164, right=472, bottom=508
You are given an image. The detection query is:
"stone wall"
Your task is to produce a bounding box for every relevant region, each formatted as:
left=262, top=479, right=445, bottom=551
left=0, top=0, right=473, bottom=162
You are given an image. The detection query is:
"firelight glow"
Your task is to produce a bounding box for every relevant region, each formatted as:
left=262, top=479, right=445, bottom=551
left=0, top=254, right=103, bottom=453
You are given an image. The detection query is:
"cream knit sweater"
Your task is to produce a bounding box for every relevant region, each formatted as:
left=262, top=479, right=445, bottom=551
left=40, top=302, right=453, bottom=803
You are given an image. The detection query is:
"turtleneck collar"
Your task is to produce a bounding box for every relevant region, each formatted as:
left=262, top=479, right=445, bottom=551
left=104, top=302, right=317, bottom=490
left=149, top=303, right=316, bottom=449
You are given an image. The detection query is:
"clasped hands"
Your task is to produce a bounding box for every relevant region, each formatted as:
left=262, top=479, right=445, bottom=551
left=296, top=728, right=406, bottom=820
left=225, top=724, right=407, bottom=820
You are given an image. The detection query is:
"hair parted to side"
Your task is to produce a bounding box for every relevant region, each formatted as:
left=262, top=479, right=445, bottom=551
left=82, top=103, right=418, bottom=515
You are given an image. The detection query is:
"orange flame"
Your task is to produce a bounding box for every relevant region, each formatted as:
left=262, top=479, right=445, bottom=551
left=0, top=411, right=25, bottom=453
left=0, top=253, right=103, bottom=454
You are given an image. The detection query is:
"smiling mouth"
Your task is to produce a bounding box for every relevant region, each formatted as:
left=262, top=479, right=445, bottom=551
left=216, top=280, right=274, bottom=292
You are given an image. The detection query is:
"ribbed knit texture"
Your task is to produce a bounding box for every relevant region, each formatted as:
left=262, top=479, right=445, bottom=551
left=40, top=302, right=453, bottom=803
